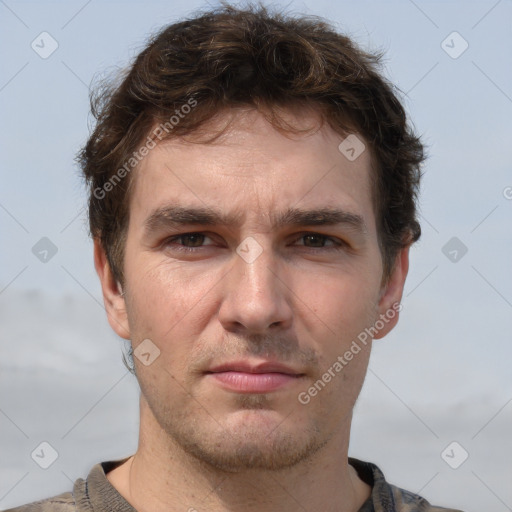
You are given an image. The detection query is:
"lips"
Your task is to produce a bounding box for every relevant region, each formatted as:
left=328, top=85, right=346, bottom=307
left=207, top=361, right=302, bottom=375
left=205, top=360, right=305, bottom=393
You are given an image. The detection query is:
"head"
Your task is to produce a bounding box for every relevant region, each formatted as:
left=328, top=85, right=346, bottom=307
left=83, top=5, right=424, bottom=472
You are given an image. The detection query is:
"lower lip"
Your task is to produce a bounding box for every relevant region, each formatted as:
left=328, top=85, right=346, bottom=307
left=207, top=371, right=302, bottom=393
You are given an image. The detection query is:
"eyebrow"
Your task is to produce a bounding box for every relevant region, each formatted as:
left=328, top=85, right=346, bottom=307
left=143, top=205, right=367, bottom=237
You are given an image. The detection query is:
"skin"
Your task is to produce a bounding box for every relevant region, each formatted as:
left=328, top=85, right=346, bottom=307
left=95, top=107, right=410, bottom=512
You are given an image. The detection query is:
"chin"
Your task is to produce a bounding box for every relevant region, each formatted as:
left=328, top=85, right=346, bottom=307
left=166, top=408, right=329, bottom=473
left=180, top=431, right=327, bottom=472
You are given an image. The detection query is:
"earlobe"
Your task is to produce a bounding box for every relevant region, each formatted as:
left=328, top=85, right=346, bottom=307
left=374, top=246, right=410, bottom=340
left=93, top=238, right=131, bottom=340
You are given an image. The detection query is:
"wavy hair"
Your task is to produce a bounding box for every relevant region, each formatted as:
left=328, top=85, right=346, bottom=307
left=78, top=4, right=424, bottom=292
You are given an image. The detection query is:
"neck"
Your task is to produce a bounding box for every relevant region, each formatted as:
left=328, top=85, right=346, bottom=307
left=107, top=396, right=371, bottom=512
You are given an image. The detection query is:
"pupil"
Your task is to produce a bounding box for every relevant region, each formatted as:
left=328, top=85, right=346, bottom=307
left=185, top=234, right=204, bottom=246
left=305, top=235, right=324, bottom=247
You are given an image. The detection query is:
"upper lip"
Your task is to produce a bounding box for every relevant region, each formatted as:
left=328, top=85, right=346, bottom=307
left=206, top=360, right=303, bottom=376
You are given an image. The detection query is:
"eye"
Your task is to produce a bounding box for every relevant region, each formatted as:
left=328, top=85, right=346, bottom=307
left=163, top=232, right=214, bottom=252
left=175, top=233, right=208, bottom=247
left=294, top=233, right=344, bottom=249
left=161, top=231, right=348, bottom=256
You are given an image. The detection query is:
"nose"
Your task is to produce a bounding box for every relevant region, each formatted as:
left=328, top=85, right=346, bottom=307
left=217, top=244, right=293, bottom=334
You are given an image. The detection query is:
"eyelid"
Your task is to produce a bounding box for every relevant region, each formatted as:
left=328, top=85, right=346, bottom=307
left=291, top=231, right=348, bottom=247
left=164, top=232, right=217, bottom=246
left=162, top=231, right=348, bottom=252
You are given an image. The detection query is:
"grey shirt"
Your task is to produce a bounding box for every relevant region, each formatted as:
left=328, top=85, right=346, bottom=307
left=2, top=457, right=464, bottom=512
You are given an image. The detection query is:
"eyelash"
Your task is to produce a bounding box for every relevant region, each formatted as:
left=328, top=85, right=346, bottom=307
left=162, top=232, right=347, bottom=253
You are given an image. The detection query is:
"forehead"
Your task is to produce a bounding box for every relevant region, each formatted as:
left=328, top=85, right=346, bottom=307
left=128, top=108, right=376, bottom=233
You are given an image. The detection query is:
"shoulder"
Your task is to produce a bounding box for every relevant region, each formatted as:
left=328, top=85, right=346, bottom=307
left=1, top=458, right=131, bottom=512
left=349, top=457, right=465, bottom=512
left=389, top=484, right=464, bottom=512
left=1, top=492, right=76, bottom=512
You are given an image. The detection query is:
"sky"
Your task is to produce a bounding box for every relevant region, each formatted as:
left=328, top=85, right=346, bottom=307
left=0, top=1, right=511, bottom=511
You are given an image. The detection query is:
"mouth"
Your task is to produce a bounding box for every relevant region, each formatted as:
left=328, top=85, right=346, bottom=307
left=204, top=361, right=305, bottom=393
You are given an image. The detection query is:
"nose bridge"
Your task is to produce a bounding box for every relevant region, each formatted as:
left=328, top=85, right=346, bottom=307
left=239, top=243, right=277, bottom=294
left=218, top=240, right=292, bottom=331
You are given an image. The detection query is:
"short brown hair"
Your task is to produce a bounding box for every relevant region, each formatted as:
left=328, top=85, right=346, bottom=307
left=78, top=4, right=424, bottom=288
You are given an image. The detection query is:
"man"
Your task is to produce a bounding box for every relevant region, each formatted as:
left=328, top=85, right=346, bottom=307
left=5, top=4, right=464, bottom=512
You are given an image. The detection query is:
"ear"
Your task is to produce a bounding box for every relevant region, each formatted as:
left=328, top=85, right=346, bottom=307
left=93, top=238, right=131, bottom=340
left=373, top=245, right=410, bottom=340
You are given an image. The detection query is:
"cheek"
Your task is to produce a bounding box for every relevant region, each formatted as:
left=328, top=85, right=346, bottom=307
left=293, top=267, right=379, bottom=381
left=296, top=266, right=379, bottom=332
left=124, top=254, right=221, bottom=343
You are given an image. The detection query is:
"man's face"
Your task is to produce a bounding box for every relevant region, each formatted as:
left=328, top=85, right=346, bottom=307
left=97, top=108, right=408, bottom=471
